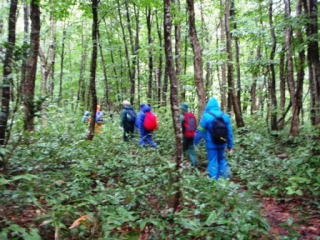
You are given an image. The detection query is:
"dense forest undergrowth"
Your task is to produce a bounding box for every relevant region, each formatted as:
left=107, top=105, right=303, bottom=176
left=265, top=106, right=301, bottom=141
left=1, top=107, right=319, bottom=240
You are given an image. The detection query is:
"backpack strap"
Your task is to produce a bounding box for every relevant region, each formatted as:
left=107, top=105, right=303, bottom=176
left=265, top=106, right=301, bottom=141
left=208, top=112, right=223, bottom=119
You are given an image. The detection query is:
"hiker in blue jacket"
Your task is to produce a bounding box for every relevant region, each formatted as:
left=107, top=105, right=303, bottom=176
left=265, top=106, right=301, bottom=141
left=194, top=98, right=234, bottom=179
left=135, top=104, right=157, bottom=147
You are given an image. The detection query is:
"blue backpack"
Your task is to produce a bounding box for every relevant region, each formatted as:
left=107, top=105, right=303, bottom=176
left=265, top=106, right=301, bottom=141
left=96, top=111, right=103, bottom=123
left=208, top=112, right=228, bottom=144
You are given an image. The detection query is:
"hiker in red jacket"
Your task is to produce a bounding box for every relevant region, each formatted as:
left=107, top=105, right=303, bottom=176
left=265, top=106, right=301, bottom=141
left=180, top=103, right=198, bottom=167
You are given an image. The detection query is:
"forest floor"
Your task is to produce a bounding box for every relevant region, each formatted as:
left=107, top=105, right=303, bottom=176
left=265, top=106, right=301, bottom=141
left=1, top=114, right=320, bottom=239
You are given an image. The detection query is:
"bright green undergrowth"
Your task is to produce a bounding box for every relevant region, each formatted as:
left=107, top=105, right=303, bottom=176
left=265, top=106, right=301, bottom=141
left=0, top=106, right=270, bottom=239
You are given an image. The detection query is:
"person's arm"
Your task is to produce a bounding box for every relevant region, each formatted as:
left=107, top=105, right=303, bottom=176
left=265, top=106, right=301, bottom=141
left=194, top=116, right=207, bottom=145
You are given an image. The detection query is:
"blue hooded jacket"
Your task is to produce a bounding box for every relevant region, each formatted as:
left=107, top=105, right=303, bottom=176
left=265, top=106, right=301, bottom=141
left=135, top=104, right=151, bottom=132
left=194, top=98, right=233, bottom=149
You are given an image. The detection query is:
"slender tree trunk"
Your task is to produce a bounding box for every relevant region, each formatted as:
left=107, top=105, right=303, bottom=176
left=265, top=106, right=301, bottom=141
left=268, top=0, right=278, bottom=130
left=39, top=14, right=55, bottom=97
left=98, top=30, right=109, bottom=106
left=290, top=0, right=305, bottom=136
left=219, top=0, right=227, bottom=111
left=231, top=0, right=241, bottom=110
left=146, top=7, right=153, bottom=101
left=156, top=11, right=163, bottom=104
left=58, top=24, right=66, bottom=102
left=0, top=0, right=18, bottom=146
left=279, top=48, right=286, bottom=128
left=77, top=21, right=88, bottom=104
left=225, top=0, right=244, bottom=127
left=186, top=0, right=206, bottom=115
left=164, top=0, right=183, bottom=213
left=284, top=0, right=296, bottom=132
left=125, top=0, right=136, bottom=104
left=23, top=0, right=40, bottom=131
left=162, top=64, right=169, bottom=106
left=173, top=0, right=182, bottom=101
left=134, top=5, right=141, bottom=106
left=20, top=0, right=29, bottom=103
left=303, top=0, right=320, bottom=125
left=117, top=0, right=132, bottom=101
left=87, top=0, right=99, bottom=140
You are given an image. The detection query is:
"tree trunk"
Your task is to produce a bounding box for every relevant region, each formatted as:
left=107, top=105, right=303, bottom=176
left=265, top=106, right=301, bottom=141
left=162, top=64, right=169, bottom=106
left=22, top=0, right=40, bottom=131
left=278, top=47, right=286, bottom=128
left=156, top=11, right=163, bottom=104
left=268, top=0, right=278, bottom=131
left=117, top=0, right=132, bottom=103
left=58, top=25, right=66, bottom=102
left=284, top=0, right=296, bottom=133
left=87, top=0, right=99, bottom=140
left=290, top=0, right=305, bottom=136
left=134, top=5, right=141, bottom=106
left=146, top=7, right=153, bottom=101
left=125, top=0, right=136, bottom=104
left=231, top=0, right=241, bottom=110
left=186, top=0, right=206, bottom=115
left=219, top=0, right=227, bottom=111
left=225, top=0, right=244, bottom=127
left=173, top=0, right=182, bottom=101
left=77, top=21, right=88, bottom=104
left=0, top=0, right=18, bottom=145
left=164, top=0, right=183, bottom=213
left=98, top=30, right=109, bottom=106
left=20, top=0, right=29, bottom=103
left=303, top=0, right=320, bottom=125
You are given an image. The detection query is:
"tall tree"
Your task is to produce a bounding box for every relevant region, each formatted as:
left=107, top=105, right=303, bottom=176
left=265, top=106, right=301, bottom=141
left=225, top=0, right=244, bottom=127
left=0, top=0, right=18, bottom=145
left=164, top=0, right=183, bottom=213
left=186, top=0, right=206, bottom=114
left=219, top=0, right=227, bottom=111
left=283, top=0, right=296, bottom=133
left=268, top=0, right=278, bottom=130
left=22, top=0, right=41, bottom=131
left=173, top=0, right=182, bottom=101
left=303, top=0, right=320, bottom=125
left=58, top=24, right=66, bottom=102
left=39, top=12, right=55, bottom=97
left=20, top=0, right=29, bottom=103
left=156, top=11, right=163, bottom=104
left=290, top=0, right=305, bottom=136
left=146, top=7, right=153, bottom=102
left=87, top=0, right=99, bottom=140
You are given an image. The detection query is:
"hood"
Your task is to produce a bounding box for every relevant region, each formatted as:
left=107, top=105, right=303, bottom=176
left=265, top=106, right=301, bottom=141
left=180, top=103, right=189, bottom=113
left=139, top=104, right=146, bottom=111
left=142, top=105, right=151, bottom=112
left=205, top=98, right=220, bottom=112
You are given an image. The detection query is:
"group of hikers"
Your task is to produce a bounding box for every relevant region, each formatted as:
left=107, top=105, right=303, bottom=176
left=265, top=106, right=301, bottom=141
left=82, top=97, right=234, bottom=180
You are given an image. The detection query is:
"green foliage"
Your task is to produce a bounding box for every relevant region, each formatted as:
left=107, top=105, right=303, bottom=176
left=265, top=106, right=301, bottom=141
left=1, top=107, right=268, bottom=239
left=230, top=118, right=320, bottom=204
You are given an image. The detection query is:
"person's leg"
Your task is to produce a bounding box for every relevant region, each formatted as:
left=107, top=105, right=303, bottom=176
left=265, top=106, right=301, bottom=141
left=217, top=148, right=230, bottom=179
left=145, top=131, right=157, bottom=147
left=207, top=149, right=219, bottom=179
left=186, top=138, right=198, bottom=167
left=139, top=130, right=146, bottom=146
left=123, top=128, right=129, bottom=141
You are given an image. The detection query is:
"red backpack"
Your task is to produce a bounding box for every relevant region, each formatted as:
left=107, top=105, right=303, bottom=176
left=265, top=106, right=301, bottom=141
left=183, top=112, right=197, bottom=138
left=143, top=112, right=158, bottom=131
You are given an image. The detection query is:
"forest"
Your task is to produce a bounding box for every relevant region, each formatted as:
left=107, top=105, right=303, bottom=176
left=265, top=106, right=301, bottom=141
left=0, top=0, right=319, bottom=239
